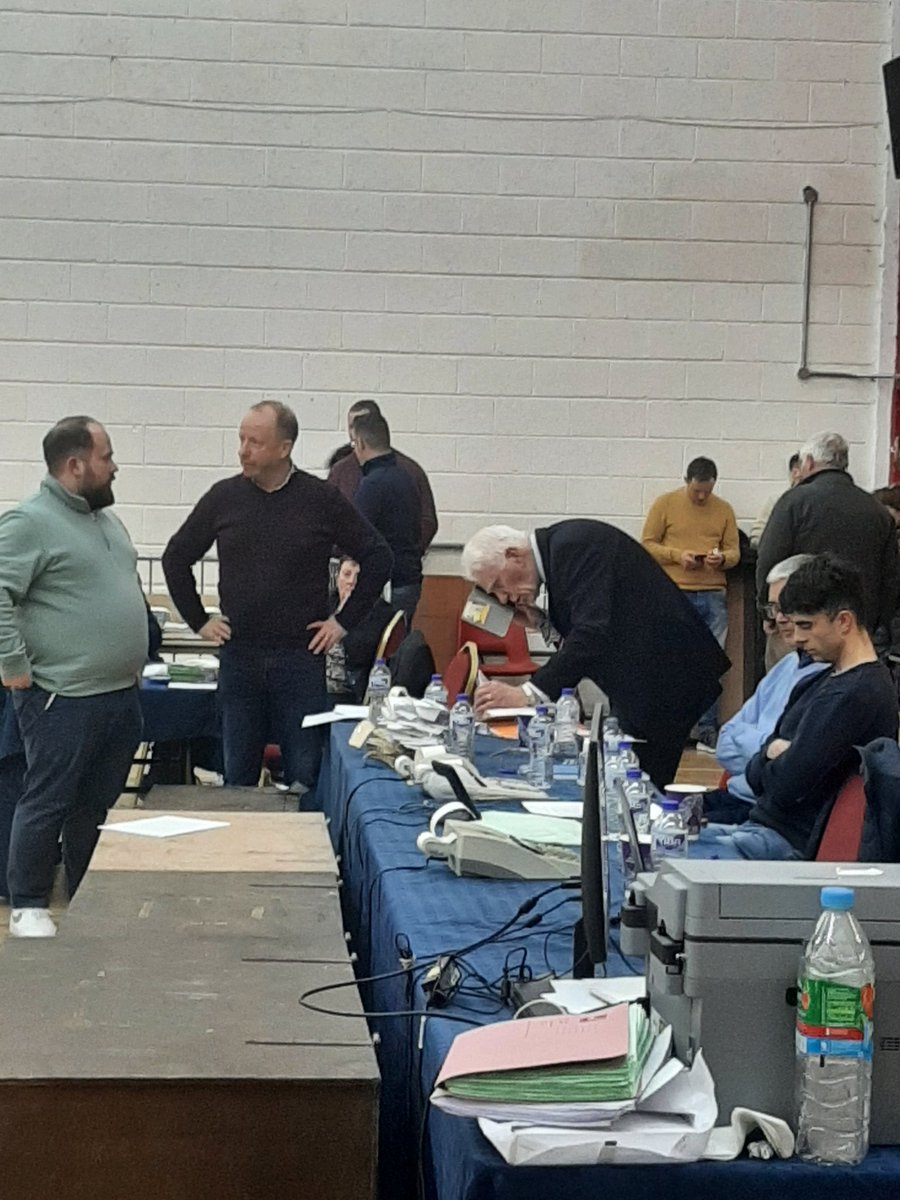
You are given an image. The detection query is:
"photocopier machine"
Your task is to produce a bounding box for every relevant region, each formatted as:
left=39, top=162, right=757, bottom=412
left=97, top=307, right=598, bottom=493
left=620, top=858, right=900, bottom=1144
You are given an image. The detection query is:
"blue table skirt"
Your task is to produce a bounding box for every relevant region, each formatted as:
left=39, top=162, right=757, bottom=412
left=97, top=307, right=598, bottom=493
left=0, top=683, right=219, bottom=761
left=317, top=724, right=900, bottom=1200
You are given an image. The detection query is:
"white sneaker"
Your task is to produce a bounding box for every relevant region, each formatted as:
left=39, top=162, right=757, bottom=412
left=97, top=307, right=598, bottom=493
left=9, top=908, right=57, bottom=938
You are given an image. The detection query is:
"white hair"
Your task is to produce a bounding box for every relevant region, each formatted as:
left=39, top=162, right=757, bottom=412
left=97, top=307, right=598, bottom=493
left=798, top=431, right=849, bottom=471
left=766, top=553, right=815, bottom=585
left=461, top=524, right=529, bottom=581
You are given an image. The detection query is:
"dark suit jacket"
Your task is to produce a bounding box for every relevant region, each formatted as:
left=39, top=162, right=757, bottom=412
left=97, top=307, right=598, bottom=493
left=756, top=469, right=899, bottom=633
left=329, top=447, right=438, bottom=553
left=531, top=520, right=730, bottom=744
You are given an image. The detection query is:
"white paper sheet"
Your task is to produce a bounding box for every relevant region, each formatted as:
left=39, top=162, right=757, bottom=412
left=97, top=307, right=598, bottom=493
left=98, top=816, right=230, bottom=839
left=589, top=977, right=647, bottom=1007
left=301, top=706, right=368, bottom=728
left=485, top=707, right=535, bottom=720
left=168, top=682, right=217, bottom=691
left=522, top=801, right=583, bottom=820
left=478, top=811, right=583, bottom=846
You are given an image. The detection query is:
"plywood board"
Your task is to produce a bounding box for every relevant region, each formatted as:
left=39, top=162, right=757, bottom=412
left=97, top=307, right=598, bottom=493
left=91, top=811, right=337, bottom=876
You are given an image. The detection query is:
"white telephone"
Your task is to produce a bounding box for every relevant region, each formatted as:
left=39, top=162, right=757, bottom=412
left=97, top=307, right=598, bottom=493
left=416, top=802, right=580, bottom=881
left=398, top=752, right=549, bottom=803
left=417, top=817, right=579, bottom=881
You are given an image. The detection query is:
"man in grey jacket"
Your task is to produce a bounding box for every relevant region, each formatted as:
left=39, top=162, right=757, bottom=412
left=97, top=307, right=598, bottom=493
left=0, top=417, right=146, bottom=937
left=756, top=431, right=899, bottom=640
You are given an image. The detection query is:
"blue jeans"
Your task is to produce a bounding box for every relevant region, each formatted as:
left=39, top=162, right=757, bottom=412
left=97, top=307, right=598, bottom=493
left=708, top=820, right=802, bottom=861
left=217, top=643, right=327, bottom=794
left=685, top=589, right=728, bottom=733
left=9, top=684, right=143, bottom=907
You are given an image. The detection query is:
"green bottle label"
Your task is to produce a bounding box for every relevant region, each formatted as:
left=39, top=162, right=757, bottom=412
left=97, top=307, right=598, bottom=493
left=796, top=977, right=874, bottom=1061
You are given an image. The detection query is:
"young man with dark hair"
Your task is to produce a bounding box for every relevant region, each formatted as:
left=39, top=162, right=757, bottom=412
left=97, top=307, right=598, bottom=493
left=641, top=456, right=740, bottom=748
left=328, top=399, right=439, bottom=552
left=714, top=554, right=898, bottom=860
left=350, top=410, right=423, bottom=622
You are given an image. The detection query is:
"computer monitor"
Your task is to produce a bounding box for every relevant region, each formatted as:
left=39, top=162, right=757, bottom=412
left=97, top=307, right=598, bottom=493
left=573, top=704, right=609, bottom=977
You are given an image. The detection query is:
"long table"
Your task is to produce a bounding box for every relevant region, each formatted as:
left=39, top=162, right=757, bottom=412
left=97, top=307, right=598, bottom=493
left=318, top=723, right=898, bottom=1200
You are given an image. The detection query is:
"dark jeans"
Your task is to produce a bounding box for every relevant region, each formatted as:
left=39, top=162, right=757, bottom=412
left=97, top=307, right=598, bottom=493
left=0, top=754, right=26, bottom=897
left=391, top=582, right=422, bottom=626
left=217, top=642, right=327, bottom=793
left=9, top=684, right=143, bottom=908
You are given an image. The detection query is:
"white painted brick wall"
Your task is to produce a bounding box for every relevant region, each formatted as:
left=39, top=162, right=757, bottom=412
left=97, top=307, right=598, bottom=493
left=0, top=1, right=895, bottom=554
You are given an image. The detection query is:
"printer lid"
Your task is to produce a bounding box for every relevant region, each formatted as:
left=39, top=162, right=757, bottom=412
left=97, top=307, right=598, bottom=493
left=648, top=860, right=900, bottom=943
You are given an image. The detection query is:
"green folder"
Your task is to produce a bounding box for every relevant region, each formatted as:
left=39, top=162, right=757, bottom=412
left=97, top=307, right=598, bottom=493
left=443, top=1005, right=652, bottom=1104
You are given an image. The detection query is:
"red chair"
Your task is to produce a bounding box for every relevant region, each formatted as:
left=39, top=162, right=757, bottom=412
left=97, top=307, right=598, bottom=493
left=443, top=642, right=479, bottom=707
left=375, top=611, right=407, bottom=662
left=459, top=619, right=537, bottom=679
left=815, top=774, right=866, bottom=862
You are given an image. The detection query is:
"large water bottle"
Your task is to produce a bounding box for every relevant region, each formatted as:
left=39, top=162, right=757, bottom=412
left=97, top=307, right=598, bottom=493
left=447, top=693, right=475, bottom=759
left=526, top=705, right=554, bottom=788
left=649, top=798, right=688, bottom=868
left=367, top=657, right=391, bottom=726
left=624, top=767, right=651, bottom=835
left=424, top=674, right=448, bottom=707
left=795, top=886, right=874, bottom=1166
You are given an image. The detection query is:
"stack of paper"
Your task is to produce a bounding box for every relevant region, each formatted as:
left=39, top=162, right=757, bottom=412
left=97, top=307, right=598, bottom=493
left=431, top=1005, right=722, bottom=1166
left=433, top=1005, right=653, bottom=1113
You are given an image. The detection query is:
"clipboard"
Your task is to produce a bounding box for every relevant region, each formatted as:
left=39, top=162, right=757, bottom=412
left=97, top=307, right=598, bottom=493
left=461, top=586, right=515, bottom=637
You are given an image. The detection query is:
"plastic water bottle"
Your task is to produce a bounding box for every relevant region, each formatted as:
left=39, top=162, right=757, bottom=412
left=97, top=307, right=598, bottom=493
left=650, top=798, right=688, bottom=868
left=624, top=768, right=651, bottom=835
left=795, top=886, right=874, bottom=1166
left=602, top=716, right=621, bottom=755
left=447, top=693, right=475, bottom=759
left=576, top=736, right=590, bottom=786
left=526, top=705, right=554, bottom=788
left=367, top=657, right=391, bottom=726
left=553, top=688, right=579, bottom=764
left=424, top=674, right=448, bottom=707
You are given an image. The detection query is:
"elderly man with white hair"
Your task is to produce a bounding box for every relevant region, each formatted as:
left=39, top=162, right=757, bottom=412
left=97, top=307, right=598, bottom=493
left=756, top=431, right=899, bottom=639
left=462, top=519, right=730, bottom=790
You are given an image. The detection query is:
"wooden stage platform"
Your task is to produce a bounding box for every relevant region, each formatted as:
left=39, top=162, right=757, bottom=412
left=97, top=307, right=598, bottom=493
left=0, top=810, right=379, bottom=1200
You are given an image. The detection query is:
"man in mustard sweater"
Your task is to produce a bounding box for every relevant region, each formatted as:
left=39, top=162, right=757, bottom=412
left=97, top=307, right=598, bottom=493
left=641, top=457, right=740, bottom=749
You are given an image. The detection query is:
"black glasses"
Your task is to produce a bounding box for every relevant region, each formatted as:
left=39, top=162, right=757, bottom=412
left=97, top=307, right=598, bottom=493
left=758, top=602, right=781, bottom=620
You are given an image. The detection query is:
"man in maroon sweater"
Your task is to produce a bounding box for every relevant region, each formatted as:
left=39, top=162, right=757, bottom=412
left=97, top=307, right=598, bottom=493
left=327, top=399, right=438, bottom=553
left=163, top=401, right=392, bottom=798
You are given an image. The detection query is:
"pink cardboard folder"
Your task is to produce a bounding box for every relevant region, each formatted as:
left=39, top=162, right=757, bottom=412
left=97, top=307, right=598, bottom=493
left=435, top=1006, right=630, bottom=1087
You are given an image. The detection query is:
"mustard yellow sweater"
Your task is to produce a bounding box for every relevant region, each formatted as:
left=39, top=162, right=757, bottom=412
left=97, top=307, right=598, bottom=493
left=641, top=489, right=740, bottom=590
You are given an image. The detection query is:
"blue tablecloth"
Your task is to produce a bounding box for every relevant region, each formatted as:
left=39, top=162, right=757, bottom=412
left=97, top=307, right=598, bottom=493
left=317, top=724, right=899, bottom=1200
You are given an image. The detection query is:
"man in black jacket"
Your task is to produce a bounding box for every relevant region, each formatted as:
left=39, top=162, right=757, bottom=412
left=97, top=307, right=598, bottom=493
left=465, top=520, right=730, bottom=789
left=756, top=431, right=898, bottom=637
left=726, top=555, right=898, bottom=859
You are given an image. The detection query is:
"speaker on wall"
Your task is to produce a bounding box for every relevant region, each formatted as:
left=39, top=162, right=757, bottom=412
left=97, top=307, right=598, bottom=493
left=883, top=56, right=900, bottom=178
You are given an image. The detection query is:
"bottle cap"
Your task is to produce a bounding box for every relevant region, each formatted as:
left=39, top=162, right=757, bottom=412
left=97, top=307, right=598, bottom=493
left=625, top=768, right=642, bottom=780
left=430, top=674, right=442, bottom=682
left=560, top=687, right=574, bottom=696
left=455, top=693, right=469, bottom=702
left=821, top=886, right=854, bottom=910
left=375, top=658, right=386, bottom=665
left=617, top=740, right=633, bottom=750
left=661, top=798, right=680, bottom=812
left=535, top=704, right=549, bottom=715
